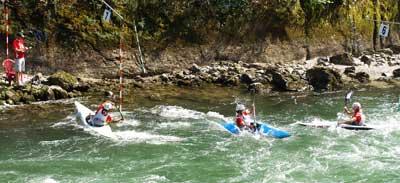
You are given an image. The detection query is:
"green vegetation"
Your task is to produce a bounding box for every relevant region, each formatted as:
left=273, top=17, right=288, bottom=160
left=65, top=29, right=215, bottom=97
left=2, top=0, right=400, bottom=53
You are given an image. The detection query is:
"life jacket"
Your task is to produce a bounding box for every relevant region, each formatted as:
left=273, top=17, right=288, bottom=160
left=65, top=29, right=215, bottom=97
left=90, top=102, right=112, bottom=126
left=236, top=114, right=245, bottom=128
left=236, top=111, right=253, bottom=128
left=352, top=111, right=364, bottom=125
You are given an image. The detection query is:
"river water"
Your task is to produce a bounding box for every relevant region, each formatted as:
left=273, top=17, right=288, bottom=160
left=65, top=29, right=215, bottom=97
left=1, top=86, right=400, bottom=182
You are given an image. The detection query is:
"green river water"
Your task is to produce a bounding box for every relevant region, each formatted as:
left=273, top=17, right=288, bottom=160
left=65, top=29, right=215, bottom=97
left=1, top=86, right=400, bottom=183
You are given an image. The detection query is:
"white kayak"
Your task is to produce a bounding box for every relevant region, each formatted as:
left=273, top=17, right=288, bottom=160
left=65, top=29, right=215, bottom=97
left=74, top=101, right=117, bottom=138
left=297, top=122, right=375, bottom=130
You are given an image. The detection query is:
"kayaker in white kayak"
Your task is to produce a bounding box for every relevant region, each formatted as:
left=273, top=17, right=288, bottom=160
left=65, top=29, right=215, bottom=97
left=338, top=102, right=365, bottom=126
left=86, top=91, right=123, bottom=127
left=235, top=104, right=256, bottom=131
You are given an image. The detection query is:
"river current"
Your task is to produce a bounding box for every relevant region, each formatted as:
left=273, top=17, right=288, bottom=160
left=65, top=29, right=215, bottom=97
left=1, top=87, right=399, bottom=182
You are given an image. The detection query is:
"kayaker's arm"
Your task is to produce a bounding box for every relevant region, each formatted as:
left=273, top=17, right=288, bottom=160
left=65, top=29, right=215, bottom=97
left=343, top=106, right=352, bottom=115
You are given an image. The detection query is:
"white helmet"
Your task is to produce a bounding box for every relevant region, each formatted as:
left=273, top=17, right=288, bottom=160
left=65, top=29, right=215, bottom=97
left=236, top=104, right=245, bottom=111
left=103, top=102, right=113, bottom=111
left=352, top=102, right=361, bottom=110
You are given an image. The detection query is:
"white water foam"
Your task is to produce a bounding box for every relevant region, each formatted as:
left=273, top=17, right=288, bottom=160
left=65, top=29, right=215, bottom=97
left=157, top=122, right=191, bottom=129
left=115, top=117, right=140, bottom=127
left=150, top=105, right=205, bottom=119
left=206, top=111, right=227, bottom=120
left=141, top=174, right=169, bottom=183
left=114, top=130, right=183, bottom=144
left=25, top=177, right=59, bottom=183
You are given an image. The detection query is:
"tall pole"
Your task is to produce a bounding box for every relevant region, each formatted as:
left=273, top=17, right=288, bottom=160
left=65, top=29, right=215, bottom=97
left=5, top=0, right=9, bottom=59
left=99, top=0, right=125, bottom=114
left=133, top=20, right=146, bottom=73
left=119, top=27, right=123, bottom=111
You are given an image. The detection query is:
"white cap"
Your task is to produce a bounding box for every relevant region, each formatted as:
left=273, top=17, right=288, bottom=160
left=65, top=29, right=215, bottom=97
left=104, top=102, right=113, bottom=111
left=236, top=104, right=245, bottom=111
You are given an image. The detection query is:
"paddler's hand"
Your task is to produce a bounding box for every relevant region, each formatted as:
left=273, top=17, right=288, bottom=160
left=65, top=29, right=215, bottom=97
left=343, top=106, right=350, bottom=113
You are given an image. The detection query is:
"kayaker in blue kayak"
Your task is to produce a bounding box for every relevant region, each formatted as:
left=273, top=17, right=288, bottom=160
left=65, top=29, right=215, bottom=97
left=235, top=104, right=256, bottom=131
left=86, top=91, right=123, bottom=127
left=339, top=102, right=365, bottom=126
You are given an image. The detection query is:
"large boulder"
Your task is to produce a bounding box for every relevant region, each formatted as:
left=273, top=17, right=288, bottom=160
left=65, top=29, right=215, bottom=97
left=216, top=74, right=240, bottom=86
left=240, top=73, right=254, bottom=84
left=5, top=90, right=21, bottom=103
left=265, top=68, right=308, bottom=91
left=388, top=44, right=400, bottom=54
left=20, top=93, right=35, bottom=104
left=248, top=82, right=272, bottom=94
left=189, top=64, right=202, bottom=73
left=376, top=48, right=393, bottom=56
left=47, top=71, right=78, bottom=92
left=360, top=55, right=373, bottom=65
left=393, top=68, right=400, bottom=78
left=306, top=67, right=343, bottom=91
left=32, top=86, right=55, bottom=101
left=50, top=86, right=69, bottom=100
left=317, top=57, right=330, bottom=66
left=344, top=66, right=356, bottom=76
left=330, top=53, right=355, bottom=66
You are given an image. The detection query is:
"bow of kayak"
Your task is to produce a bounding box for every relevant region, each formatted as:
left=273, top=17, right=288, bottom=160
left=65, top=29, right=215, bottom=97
left=221, top=121, right=290, bottom=139
left=296, top=122, right=375, bottom=130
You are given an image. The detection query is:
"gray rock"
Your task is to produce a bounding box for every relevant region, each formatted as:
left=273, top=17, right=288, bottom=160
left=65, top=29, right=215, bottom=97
left=160, top=73, right=170, bottom=82
left=360, top=55, right=373, bottom=65
left=240, top=73, right=254, bottom=84
left=265, top=68, right=308, bottom=91
left=388, top=44, right=400, bottom=54
left=354, top=72, right=370, bottom=83
left=5, top=90, right=21, bottom=103
left=50, top=85, right=69, bottom=100
left=248, top=63, right=269, bottom=70
left=377, top=48, right=393, bottom=56
left=317, top=57, right=330, bottom=66
left=190, top=64, right=201, bottom=73
left=306, top=67, right=343, bottom=91
left=175, top=71, right=185, bottom=80
left=344, top=66, right=356, bottom=76
left=248, top=82, right=272, bottom=94
left=47, top=71, right=78, bottom=92
left=21, top=93, right=35, bottom=104
left=330, top=53, right=355, bottom=66
left=393, top=68, right=400, bottom=78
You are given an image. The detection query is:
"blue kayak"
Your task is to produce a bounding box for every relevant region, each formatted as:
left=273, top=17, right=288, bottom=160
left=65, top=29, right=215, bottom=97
left=222, top=121, right=290, bottom=139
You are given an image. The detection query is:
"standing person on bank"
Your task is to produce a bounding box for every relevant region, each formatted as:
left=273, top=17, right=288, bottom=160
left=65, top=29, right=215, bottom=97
left=13, top=31, right=28, bottom=86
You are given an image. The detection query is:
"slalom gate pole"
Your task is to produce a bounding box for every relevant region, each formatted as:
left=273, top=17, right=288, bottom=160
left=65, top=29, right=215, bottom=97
left=5, top=0, right=9, bottom=59
left=119, top=28, right=123, bottom=112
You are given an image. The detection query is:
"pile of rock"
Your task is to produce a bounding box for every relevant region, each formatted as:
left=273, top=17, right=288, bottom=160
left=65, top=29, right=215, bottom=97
left=133, top=61, right=344, bottom=93
left=0, top=71, right=90, bottom=105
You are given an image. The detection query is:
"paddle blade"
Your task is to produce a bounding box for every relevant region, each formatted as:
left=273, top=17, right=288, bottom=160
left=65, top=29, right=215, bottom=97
left=345, top=91, right=353, bottom=104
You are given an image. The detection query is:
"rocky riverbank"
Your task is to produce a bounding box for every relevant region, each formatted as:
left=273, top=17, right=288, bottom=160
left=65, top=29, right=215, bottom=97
left=0, top=71, right=90, bottom=105
left=2, top=49, right=400, bottom=106
left=130, top=49, right=400, bottom=93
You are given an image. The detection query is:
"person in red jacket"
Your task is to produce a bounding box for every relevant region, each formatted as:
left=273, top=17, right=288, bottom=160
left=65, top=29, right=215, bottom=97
left=339, top=102, right=365, bottom=126
left=235, top=104, right=256, bottom=131
left=12, top=31, right=29, bottom=86
left=86, top=91, right=123, bottom=127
